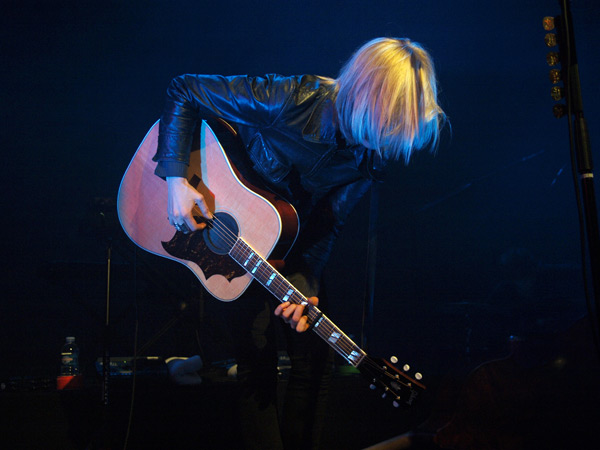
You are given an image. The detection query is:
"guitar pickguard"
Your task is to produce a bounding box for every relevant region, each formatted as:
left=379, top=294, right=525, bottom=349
left=162, top=230, right=246, bottom=281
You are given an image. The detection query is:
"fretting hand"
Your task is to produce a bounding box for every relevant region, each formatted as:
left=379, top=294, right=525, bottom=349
left=274, top=296, right=319, bottom=333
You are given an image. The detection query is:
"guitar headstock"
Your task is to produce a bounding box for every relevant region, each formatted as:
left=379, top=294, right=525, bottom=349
left=358, top=355, right=426, bottom=407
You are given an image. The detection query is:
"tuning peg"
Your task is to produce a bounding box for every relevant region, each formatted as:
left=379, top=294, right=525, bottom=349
left=415, top=372, right=423, bottom=380
left=370, top=383, right=377, bottom=390
left=381, top=387, right=389, bottom=399
left=392, top=398, right=400, bottom=408
left=390, top=356, right=398, bottom=364
left=403, top=364, right=410, bottom=372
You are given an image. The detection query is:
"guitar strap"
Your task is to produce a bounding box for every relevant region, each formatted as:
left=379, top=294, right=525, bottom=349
left=361, top=182, right=379, bottom=351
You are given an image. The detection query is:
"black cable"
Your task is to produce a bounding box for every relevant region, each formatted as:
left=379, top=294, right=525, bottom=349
left=560, top=0, right=600, bottom=359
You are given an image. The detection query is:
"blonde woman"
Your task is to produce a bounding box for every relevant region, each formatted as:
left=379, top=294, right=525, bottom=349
left=154, top=37, right=445, bottom=449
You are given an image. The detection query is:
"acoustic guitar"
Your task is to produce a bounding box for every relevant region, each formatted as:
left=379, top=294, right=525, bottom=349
left=117, top=120, right=426, bottom=407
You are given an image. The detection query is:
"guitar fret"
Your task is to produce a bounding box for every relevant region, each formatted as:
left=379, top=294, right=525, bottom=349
left=251, top=259, right=262, bottom=274
left=310, top=314, right=366, bottom=366
left=328, top=331, right=342, bottom=344
left=231, top=239, right=290, bottom=301
left=242, top=251, right=254, bottom=267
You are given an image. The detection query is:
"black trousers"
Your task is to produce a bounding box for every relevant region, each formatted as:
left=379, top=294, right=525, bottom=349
left=224, top=273, right=334, bottom=450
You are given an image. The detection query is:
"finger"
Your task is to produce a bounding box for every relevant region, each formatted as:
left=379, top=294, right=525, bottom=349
left=170, top=219, right=191, bottom=234
left=182, top=216, right=202, bottom=232
left=169, top=213, right=187, bottom=228
left=282, top=304, right=297, bottom=320
left=194, top=198, right=213, bottom=219
left=296, top=315, right=309, bottom=333
left=308, top=296, right=319, bottom=307
left=291, top=302, right=307, bottom=324
left=179, top=223, right=205, bottom=232
left=274, top=302, right=290, bottom=317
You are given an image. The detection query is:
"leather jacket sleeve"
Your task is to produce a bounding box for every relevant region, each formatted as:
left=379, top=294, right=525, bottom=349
left=153, top=74, right=296, bottom=177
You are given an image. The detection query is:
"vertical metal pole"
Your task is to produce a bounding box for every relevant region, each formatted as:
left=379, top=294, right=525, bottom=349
left=103, top=241, right=111, bottom=407
left=558, top=0, right=600, bottom=331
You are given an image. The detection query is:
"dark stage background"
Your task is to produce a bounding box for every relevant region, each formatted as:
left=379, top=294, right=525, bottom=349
left=2, top=0, right=600, bottom=448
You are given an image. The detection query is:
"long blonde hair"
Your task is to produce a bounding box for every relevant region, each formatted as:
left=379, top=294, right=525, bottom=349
left=335, top=37, right=446, bottom=163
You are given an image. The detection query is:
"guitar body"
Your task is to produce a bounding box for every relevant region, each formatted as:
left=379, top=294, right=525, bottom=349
left=117, top=120, right=299, bottom=301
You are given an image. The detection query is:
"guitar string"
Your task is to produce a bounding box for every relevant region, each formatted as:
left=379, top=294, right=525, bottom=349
left=187, top=138, right=404, bottom=381
left=211, top=217, right=366, bottom=360
left=207, top=217, right=417, bottom=385
left=188, top=212, right=416, bottom=383
left=194, top=213, right=366, bottom=360
left=207, top=216, right=419, bottom=383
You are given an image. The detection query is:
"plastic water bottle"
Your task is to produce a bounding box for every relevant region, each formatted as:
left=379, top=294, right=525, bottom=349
left=60, top=337, right=80, bottom=375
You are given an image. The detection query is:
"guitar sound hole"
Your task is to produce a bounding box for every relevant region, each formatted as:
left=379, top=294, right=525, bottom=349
left=204, top=212, right=239, bottom=255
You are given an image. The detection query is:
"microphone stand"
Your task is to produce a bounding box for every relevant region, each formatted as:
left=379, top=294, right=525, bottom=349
left=80, top=199, right=115, bottom=449
left=102, top=238, right=112, bottom=408
left=557, top=0, right=600, bottom=335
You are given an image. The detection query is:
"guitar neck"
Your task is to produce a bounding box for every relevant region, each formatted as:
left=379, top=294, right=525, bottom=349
left=230, top=237, right=367, bottom=367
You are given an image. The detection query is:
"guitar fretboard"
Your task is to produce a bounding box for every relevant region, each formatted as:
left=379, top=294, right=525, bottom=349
left=229, top=238, right=366, bottom=367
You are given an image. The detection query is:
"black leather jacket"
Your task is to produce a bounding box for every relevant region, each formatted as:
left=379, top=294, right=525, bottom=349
left=153, top=74, right=385, bottom=279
